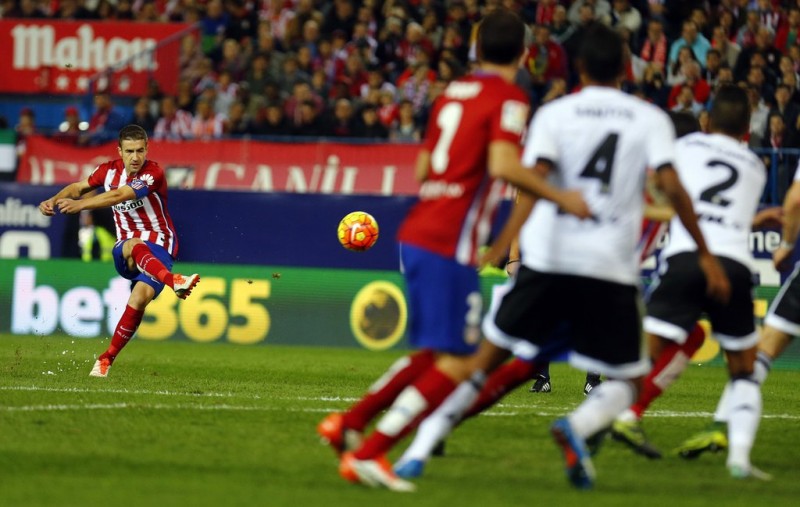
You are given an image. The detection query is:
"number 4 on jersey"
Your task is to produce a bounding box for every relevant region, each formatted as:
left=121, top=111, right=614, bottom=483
left=580, top=133, right=619, bottom=193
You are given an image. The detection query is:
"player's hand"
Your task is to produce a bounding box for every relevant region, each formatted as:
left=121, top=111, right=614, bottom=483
left=56, top=198, right=83, bottom=214
left=752, top=206, right=783, bottom=229
left=479, top=244, right=507, bottom=270
left=38, top=199, right=56, bottom=216
left=774, top=244, right=794, bottom=272
left=505, top=259, right=521, bottom=277
left=558, top=190, right=592, bottom=220
left=698, top=253, right=731, bottom=304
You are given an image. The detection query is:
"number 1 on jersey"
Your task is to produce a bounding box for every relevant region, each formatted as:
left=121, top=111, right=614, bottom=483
left=430, top=103, right=464, bottom=174
left=579, top=133, right=619, bottom=193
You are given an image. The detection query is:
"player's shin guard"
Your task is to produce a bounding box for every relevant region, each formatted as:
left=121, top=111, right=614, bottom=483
left=397, top=373, right=483, bottom=465
left=131, top=243, right=173, bottom=287
left=344, top=349, right=435, bottom=432
left=726, top=377, right=762, bottom=470
left=714, top=351, right=772, bottom=424
left=354, top=367, right=460, bottom=460
left=629, top=325, right=705, bottom=419
left=568, top=380, right=635, bottom=439
left=100, top=304, right=144, bottom=362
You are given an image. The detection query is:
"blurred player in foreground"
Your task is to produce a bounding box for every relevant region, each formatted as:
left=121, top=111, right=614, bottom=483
left=665, top=165, right=800, bottom=466
left=317, top=9, right=590, bottom=492
left=38, top=125, right=199, bottom=378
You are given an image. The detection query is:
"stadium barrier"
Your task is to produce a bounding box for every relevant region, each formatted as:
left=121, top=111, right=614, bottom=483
left=1, top=258, right=799, bottom=369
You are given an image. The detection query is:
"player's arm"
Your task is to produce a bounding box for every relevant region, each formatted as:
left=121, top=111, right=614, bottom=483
left=39, top=180, right=97, bottom=216
left=774, top=180, right=800, bottom=270
left=56, top=185, right=137, bottom=215
left=488, top=140, right=590, bottom=219
left=415, top=149, right=431, bottom=183
left=654, top=164, right=731, bottom=303
left=481, top=190, right=536, bottom=270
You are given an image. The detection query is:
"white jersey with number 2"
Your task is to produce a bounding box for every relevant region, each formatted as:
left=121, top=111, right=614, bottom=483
left=519, top=86, right=677, bottom=286
left=661, top=132, right=766, bottom=270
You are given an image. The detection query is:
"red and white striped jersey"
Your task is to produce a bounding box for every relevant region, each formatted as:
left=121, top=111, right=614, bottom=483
left=87, top=159, right=179, bottom=257
left=397, top=73, right=530, bottom=266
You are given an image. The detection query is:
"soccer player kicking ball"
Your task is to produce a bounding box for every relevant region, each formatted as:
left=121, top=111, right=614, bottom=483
left=38, top=124, right=199, bottom=378
left=317, top=9, right=590, bottom=492
left=611, top=86, right=771, bottom=479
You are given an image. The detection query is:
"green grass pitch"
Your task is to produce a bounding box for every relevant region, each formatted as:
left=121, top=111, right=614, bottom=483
left=1, top=334, right=798, bottom=507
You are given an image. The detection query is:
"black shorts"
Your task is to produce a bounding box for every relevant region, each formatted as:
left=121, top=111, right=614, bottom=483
left=765, top=261, right=800, bottom=336
left=644, top=252, right=757, bottom=350
left=483, top=267, right=647, bottom=378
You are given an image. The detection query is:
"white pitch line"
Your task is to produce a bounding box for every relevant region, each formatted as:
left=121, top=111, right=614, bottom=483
left=2, top=386, right=798, bottom=420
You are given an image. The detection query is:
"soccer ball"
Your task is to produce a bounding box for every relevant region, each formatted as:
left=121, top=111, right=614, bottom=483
left=338, top=211, right=379, bottom=251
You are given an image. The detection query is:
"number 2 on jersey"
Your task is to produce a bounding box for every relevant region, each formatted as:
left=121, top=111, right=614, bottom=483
left=699, top=160, right=738, bottom=207
left=430, top=102, right=464, bottom=174
left=579, top=133, right=618, bottom=193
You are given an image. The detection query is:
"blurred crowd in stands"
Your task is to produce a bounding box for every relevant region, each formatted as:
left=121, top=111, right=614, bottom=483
left=3, top=0, right=800, bottom=153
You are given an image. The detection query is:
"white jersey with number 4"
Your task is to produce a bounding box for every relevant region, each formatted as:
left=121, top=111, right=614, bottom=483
left=519, top=86, right=677, bottom=286
left=661, top=132, right=766, bottom=270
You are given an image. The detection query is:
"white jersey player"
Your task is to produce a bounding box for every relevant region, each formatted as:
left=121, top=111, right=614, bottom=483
left=635, top=86, right=770, bottom=479
left=473, top=24, right=729, bottom=489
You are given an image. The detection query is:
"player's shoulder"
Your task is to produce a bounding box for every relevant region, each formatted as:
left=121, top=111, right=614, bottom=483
left=140, top=159, right=164, bottom=175
left=455, top=74, right=528, bottom=104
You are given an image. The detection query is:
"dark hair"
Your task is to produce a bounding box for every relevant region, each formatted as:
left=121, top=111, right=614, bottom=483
left=578, top=24, right=625, bottom=83
left=667, top=111, right=700, bottom=138
left=118, top=124, right=148, bottom=146
left=477, top=9, right=525, bottom=65
left=709, top=85, right=750, bottom=137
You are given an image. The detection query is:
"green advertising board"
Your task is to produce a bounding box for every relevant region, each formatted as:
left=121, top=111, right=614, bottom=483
left=2, top=259, right=800, bottom=368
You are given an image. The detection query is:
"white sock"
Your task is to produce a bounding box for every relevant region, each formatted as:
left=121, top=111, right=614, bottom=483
left=568, top=380, right=635, bottom=438
left=397, top=379, right=480, bottom=464
left=753, top=351, right=772, bottom=385
left=726, top=379, right=762, bottom=469
left=713, top=382, right=732, bottom=423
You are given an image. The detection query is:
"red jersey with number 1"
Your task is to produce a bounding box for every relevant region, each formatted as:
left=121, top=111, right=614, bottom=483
left=87, top=159, right=179, bottom=257
left=397, top=73, right=529, bottom=266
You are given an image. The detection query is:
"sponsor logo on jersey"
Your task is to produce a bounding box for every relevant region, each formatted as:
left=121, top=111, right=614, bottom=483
left=113, top=199, right=144, bottom=212
left=419, top=180, right=465, bottom=199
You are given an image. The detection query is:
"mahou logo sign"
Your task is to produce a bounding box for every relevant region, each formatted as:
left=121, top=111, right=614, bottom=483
left=1, top=20, right=191, bottom=96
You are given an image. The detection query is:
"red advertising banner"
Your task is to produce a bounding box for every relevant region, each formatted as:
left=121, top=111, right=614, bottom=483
left=17, top=135, right=422, bottom=195
left=1, top=20, right=190, bottom=96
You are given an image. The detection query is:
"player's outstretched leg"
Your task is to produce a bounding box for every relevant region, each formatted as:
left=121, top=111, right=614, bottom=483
left=89, top=304, right=145, bottom=378
left=129, top=242, right=199, bottom=299
left=551, top=418, right=596, bottom=490
left=172, top=273, right=200, bottom=299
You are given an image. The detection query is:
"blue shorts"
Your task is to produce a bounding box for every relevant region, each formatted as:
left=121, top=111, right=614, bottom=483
left=400, top=243, right=481, bottom=355
left=113, top=240, right=174, bottom=298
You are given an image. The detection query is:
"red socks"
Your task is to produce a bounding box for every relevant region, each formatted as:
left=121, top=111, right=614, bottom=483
left=631, top=324, right=705, bottom=418
left=464, top=357, right=536, bottom=419
left=99, top=304, right=144, bottom=363
left=354, top=367, right=457, bottom=460
left=343, top=349, right=435, bottom=431
left=130, top=243, right=174, bottom=288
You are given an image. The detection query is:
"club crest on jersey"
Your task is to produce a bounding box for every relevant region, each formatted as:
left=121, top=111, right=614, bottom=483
left=130, top=174, right=154, bottom=190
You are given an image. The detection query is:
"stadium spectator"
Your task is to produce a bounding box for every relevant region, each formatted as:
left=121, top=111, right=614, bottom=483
left=667, top=45, right=700, bottom=86
left=703, top=48, right=724, bottom=87
left=640, top=18, right=668, bottom=67
left=276, top=53, right=311, bottom=97
left=52, top=106, right=83, bottom=145
left=291, top=99, right=324, bottom=137
left=747, top=85, right=771, bottom=149
left=568, top=0, right=612, bottom=26
left=526, top=24, right=569, bottom=100
left=223, top=0, right=259, bottom=43
left=4, top=0, right=47, bottom=18
left=671, top=84, right=705, bottom=117
left=389, top=99, right=421, bottom=142
left=53, top=0, right=96, bottom=20
left=84, top=91, right=127, bottom=145
left=214, top=70, right=240, bottom=116
left=136, top=0, right=160, bottom=22
left=734, top=26, right=782, bottom=84
left=130, top=97, right=156, bottom=135
left=668, top=60, right=710, bottom=109
left=199, top=0, right=229, bottom=53
left=322, top=0, right=356, bottom=39
left=153, top=96, right=193, bottom=141
left=323, top=98, right=356, bottom=137
left=775, top=7, right=800, bottom=55
left=736, top=10, right=761, bottom=50
left=669, top=20, right=711, bottom=68
left=175, top=79, right=198, bottom=115
left=190, top=97, right=225, bottom=139
left=254, top=103, right=289, bottom=136
left=215, top=38, right=249, bottom=82
left=712, top=24, right=741, bottom=68
left=284, top=81, right=324, bottom=128
left=610, top=0, right=642, bottom=35
left=224, top=101, right=254, bottom=136
left=550, top=5, right=574, bottom=44
left=353, top=104, right=388, bottom=139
